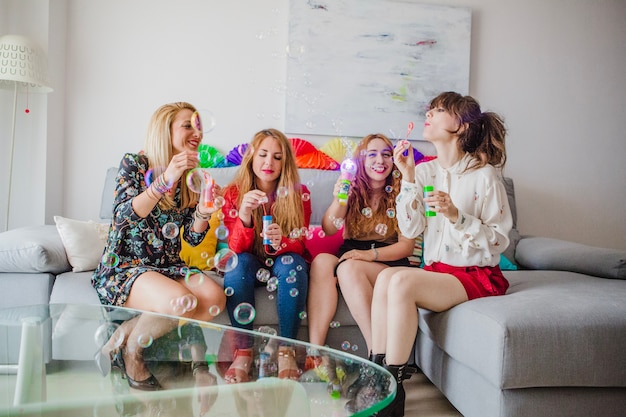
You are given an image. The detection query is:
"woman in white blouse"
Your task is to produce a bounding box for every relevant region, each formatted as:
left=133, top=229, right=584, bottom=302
left=369, top=92, right=513, bottom=417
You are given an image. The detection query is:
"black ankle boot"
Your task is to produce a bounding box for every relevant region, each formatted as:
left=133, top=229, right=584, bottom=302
left=369, top=353, right=386, bottom=365
left=377, top=362, right=407, bottom=417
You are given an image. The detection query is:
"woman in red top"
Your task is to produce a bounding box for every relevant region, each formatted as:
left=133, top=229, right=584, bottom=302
left=221, top=129, right=312, bottom=383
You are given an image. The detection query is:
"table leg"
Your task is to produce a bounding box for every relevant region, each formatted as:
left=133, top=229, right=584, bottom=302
left=13, top=317, right=46, bottom=406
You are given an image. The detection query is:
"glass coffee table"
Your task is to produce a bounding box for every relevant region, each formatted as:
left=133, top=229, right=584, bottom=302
left=0, top=304, right=395, bottom=416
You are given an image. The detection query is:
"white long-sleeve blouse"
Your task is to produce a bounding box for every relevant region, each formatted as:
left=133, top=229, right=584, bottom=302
left=396, top=154, right=513, bottom=267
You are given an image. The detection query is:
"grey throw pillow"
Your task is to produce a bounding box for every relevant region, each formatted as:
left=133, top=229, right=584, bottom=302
left=0, top=225, right=71, bottom=273
left=516, top=237, right=626, bottom=280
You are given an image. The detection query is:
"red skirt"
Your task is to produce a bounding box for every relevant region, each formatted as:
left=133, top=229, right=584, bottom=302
left=424, top=262, right=509, bottom=300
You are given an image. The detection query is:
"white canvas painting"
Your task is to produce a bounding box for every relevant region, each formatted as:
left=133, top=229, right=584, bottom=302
left=286, top=0, right=471, bottom=140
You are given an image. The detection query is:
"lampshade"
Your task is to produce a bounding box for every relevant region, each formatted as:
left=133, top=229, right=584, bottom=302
left=0, top=34, right=53, bottom=93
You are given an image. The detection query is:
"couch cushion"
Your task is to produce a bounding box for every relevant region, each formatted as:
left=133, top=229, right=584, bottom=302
left=54, top=216, right=109, bottom=272
left=516, top=237, right=626, bottom=280
left=0, top=225, right=71, bottom=274
left=418, top=270, right=626, bottom=389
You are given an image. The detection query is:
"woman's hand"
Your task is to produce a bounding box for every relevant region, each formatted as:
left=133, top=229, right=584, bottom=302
left=261, top=222, right=283, bottom=251
left=339, top=249, right=376, bottom=262
left=163, top=150, right=200, bottom=185
left=393, top=141, right=415, bottom=182
left=238, top=190, right=268, bottom=227
left=425, top=190, right=459, bottom=222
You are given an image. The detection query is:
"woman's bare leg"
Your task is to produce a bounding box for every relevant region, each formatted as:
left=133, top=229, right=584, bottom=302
left=370, top=267, right=404, bottom=354
left=337, top=260, right=387, bottom=353
left=120, top=271, right=225, bottom=381
left=307, top=254, right=340, bottom=346
left=384, top=269, right=467, bottom=365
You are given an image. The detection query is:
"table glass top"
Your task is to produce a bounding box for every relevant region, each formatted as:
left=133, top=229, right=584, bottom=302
left=0, top=304, right=394, bottom=417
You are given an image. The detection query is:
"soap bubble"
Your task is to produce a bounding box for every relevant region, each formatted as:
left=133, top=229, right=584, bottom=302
left=317, top=229, right=326, bottom=238
left=94, top=322, right=123, bottom=349
left=385, top=185, right=393, bottom=193
left=299, top=311, right=307, bottom=319
left=214, top=248, right=238, bottom=273
left=386, top=208, right=396, bottom=218
left=330, top=321, right=341, bottom=329
left=301, top=192, right=310, bottom=202
left=265, top=258, right=274, bottom=267
left=289, top=288, right=299, bottom=297
left=234, top=302, right=256, bottom=325
left=209, top=305, right=221, bottom=316
left=351, top=344, right=359, bottom=352
left=286, top=274, right=297, bottom=284
left=214, top=196, right=225, bottom=209
left=361, top=208, right=373, bottom=218
left=289, top=228, right=302, bottom=239
left=101, top=252, right=119, bottom=268
left=393, top=170, right=401, bottom=179
left=332, top=217, right=344, bottom=229
left=277, top=186, right=289, bottom=198
left=162, top=222, right=179, bottom=239
left=281, top=255, right=294, bottom=265
left=137, top=334, right=154, bottom=349
left=341, top=341, right=351, bottom=351
left=229, top=208, right=239, bottom=218
left=184, top=269, right=204, bottom=287
left=256, top=268, right=271, bottom=283
left=375, top=223, right=388, bottom=236
left=190, top=109, right=216, bottom=134
left=215, top=224, right=229, bottom=240
left=266, top=277, right=278, bottom=292
left=224, top=287, right=235, bottom=297
left=186, top=168, right=208, bottom=194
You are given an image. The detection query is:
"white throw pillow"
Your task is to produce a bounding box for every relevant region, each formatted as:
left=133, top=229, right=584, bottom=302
left=53, top=215, right=109, bottom=272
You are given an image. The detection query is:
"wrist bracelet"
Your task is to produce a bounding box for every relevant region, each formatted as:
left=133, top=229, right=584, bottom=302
left=194, top=208, right=211, bottom=221
left=152, top=174, right=171, bottom=194
left=372, top=247, right=379, bottom=261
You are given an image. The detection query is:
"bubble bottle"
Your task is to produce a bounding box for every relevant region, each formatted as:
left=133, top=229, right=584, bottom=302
left=337, top=158, right=357, bottom=206
left=424, top=185, right=436, bottom=217
left=262, top=215, right=273, bottom=245
left=201, top=170, right=214, bottom=210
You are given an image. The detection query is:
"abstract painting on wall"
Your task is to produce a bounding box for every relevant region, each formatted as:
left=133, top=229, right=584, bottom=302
left=285, top=0, right=471, bottom=140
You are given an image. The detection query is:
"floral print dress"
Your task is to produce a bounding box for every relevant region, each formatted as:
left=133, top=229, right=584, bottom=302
left=91, top=153, right=208, bottom=306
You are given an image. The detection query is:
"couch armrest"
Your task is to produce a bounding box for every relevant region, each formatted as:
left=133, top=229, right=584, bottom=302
left=0, top=225, right=71, bottom=274
left=515, top=236, right=626, bottom=279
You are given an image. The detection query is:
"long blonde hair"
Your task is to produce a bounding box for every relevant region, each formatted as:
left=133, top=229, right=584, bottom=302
left=229, top=129, right=305, bottom=257
left=344, top=133, right=401, bottom=240
left=143, top=102, right=199, bottom=210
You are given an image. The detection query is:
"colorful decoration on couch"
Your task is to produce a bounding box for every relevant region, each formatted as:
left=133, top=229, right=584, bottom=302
left=289, top=138, right=340, bottom=170
left=319, top=137, right=358, bottom=165
left=198, top=144, right=229, bottom=168
left=225, top=143, right=249, bottom=166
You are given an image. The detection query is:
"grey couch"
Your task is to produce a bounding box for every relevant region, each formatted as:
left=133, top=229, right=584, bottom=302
left=1, top=166, right=625, bottom=417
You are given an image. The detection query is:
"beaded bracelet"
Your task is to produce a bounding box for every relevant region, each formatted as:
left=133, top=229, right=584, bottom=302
left=152, top=174, right=171, bottom=194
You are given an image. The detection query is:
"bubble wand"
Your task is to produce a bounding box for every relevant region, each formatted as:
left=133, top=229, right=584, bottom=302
left=398, top=121, right=414, bottom=156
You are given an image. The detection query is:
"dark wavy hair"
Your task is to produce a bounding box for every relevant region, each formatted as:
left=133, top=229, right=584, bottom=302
left=430, top=92, right=507, bottom=171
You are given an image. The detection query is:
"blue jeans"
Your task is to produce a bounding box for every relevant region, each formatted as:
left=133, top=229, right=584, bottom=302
left=223, top=252, right=309, bottom=349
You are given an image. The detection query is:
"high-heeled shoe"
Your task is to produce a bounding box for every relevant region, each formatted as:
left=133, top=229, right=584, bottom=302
left=115, top=350, right=161, bottom=391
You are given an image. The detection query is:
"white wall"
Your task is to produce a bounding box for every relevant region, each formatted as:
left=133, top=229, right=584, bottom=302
left=2, top=0, right=625, bottom=251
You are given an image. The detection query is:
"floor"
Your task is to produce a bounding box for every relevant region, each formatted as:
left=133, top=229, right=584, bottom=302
left=404, top=372, right=462, bottom=416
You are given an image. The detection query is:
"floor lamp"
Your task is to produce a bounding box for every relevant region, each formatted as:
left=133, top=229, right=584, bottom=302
left=0, top=35, right=53, bottom=232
